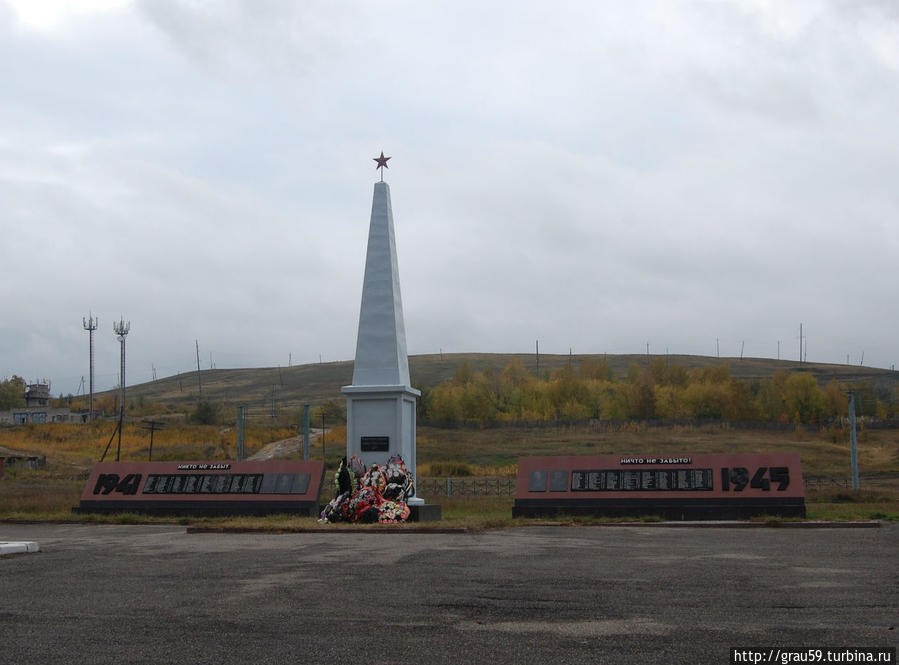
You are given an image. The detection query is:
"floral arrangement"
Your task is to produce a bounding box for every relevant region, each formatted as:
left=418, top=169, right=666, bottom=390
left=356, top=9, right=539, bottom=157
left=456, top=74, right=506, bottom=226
left=319, top=454, right=415, bottom=524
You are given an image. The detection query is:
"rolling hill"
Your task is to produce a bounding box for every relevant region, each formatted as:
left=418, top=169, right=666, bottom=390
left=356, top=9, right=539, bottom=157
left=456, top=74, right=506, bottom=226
left=115, top=352, right=898, bottom=416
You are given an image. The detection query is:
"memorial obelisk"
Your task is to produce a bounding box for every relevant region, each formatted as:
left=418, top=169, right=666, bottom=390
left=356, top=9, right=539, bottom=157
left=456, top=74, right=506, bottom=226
left=343, top=153, right=424, bottom=506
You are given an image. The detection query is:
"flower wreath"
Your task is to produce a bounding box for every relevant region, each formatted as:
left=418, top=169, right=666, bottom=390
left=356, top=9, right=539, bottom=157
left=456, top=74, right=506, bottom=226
left=319, top=455, right=415, bottom=524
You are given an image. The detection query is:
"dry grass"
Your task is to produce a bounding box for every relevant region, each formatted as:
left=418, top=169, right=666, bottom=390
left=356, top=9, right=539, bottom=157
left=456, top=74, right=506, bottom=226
left=1, top=421, right=897, bottom=524
left=0, top=422, right=298, bottom=468
left=417, top=423, right=899, bottom=478
left=0, top=476, right=82, bottom=517
left=418, top=462, right=518, bottom=477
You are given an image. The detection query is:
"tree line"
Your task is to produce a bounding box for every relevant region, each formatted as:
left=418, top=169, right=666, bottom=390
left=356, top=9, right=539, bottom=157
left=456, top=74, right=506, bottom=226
left=417, top=359, right=896, bottom=426
left=0, top=376, right=25, bottom=410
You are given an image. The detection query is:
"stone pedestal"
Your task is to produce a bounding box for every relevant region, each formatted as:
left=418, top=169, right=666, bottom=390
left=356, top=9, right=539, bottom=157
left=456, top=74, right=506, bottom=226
left=343, top=384, right=419, bottom=474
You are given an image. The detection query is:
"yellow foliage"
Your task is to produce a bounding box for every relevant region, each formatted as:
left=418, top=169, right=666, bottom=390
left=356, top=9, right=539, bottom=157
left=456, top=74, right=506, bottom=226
left=420, top=360, right=848, bottom=427
left=0, top=421, right=298, bottom=465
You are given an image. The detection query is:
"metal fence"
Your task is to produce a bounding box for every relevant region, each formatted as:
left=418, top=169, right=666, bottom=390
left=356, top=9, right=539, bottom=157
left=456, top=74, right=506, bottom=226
left=421, top=418, right=899, bottom=432
left=324, top=474, right=889, bottom=497
left=803, top=477, right=853, bottom=490
left=0, top=455, right=46, bottom=470
left=417, top=477, right=516, bottom=497
left=324, top=476, right=516, bottom=498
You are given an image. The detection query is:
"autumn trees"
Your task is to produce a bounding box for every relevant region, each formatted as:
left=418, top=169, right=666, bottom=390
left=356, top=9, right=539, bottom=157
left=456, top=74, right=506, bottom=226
left=420, top=359, right=892, bottom=427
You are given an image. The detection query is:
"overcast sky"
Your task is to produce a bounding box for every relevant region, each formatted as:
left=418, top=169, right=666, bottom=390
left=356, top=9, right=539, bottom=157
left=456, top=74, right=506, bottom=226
left=1, top=0, right=897, bottom=395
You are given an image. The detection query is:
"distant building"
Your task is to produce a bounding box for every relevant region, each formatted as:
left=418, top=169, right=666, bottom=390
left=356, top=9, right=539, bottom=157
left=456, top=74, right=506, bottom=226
left=25, top=382, right=50, bottom=407
left=0, top=381, right=88, bottom=425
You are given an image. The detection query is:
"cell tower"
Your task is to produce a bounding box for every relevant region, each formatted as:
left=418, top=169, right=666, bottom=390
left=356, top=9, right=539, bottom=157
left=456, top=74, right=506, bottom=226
left=82, top=313, right=97, bottom=421
left=113, top=317, right=130, bottom=461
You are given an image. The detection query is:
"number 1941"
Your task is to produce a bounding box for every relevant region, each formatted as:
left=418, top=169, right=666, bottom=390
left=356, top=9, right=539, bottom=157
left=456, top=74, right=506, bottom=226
left=92, top=473, right=142, bottom=496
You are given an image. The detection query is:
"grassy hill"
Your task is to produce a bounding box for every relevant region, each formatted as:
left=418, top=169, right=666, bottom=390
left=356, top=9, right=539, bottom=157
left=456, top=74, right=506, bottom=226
left=115, top=352, right=898, bottom=416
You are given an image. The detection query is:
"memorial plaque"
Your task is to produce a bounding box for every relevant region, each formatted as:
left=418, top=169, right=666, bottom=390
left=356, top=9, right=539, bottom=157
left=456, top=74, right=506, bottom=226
left=514, top=454, right=806, bottom=520
left=260, top=473, right=311, bottom=495
left=198, top=474, right=215, bottom=494
left=360, top=436, right=389, bottom=452
left=549, top=469, right=569, bottom=492
left=77, top=460, right=325, bottom=516
left=171, top=475, right=189, bottom=494
left=528, top=470, right=548, bottom=492
left=603, top=472, right=618, bottom=490
left=570, top=468, right=715, bottom=492
left=143, top=475, right=161, bottom=494
left=232, top=475, right=261, bottom=494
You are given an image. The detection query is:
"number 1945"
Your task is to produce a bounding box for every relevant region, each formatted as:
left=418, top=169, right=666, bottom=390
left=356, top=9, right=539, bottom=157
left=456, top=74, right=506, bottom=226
left=721, top=466, right=789, bottom=492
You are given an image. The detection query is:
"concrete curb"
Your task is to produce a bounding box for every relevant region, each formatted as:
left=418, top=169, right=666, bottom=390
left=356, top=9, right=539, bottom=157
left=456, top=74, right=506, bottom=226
left=569, top=520, right=883, bottom=529
left=186, top=526, right=469, bottom=535
left=0, top=541, right=40, bottom=555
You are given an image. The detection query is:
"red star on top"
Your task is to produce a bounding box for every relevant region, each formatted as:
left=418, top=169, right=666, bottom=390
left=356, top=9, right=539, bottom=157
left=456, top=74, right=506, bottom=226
left=373, top=152, right=391, bottom=181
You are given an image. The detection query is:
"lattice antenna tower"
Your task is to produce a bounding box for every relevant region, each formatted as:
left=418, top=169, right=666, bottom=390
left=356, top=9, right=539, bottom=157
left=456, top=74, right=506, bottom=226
left=82, top=312, right=98, bottom=421
left=113, top=317, right=130, bottom=461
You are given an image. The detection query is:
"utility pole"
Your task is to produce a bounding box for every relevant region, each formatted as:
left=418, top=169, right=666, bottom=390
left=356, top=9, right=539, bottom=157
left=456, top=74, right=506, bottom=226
left=799, top=323, right=803, bottom=365
left=195, top=340, right=202, bottom=398
left=113, top=317, right=130, bottom=461
left=302, top=404, right=310, bottom=460
left=237, top=406, right=245, bottom=461
left=740, top=341, right=745, bottom=360
left=140, top=420, right=164, bottom=462
left=82, top=313, right=97, bottom=421
left=848, top=392, right=859, bottom=491
left=535, top=339, right=540, bottom=377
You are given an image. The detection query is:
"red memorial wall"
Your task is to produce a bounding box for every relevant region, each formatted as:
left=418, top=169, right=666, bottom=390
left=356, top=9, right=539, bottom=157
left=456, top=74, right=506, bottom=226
left=78, top=460, right=326, bottom=516
left=513, top=453, right=805, bottom=519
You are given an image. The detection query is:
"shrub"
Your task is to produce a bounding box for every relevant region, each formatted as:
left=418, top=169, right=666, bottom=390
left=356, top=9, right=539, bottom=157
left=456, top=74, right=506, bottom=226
left=190, top=401, right=221, bottom=425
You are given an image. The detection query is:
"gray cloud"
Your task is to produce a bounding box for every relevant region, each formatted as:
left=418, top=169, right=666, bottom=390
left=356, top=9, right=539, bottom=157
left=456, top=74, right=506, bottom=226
left=1, top=0, right=896, bottom=394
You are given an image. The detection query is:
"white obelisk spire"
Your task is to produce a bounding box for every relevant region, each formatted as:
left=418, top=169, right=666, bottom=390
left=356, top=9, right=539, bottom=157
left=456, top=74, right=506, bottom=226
left=350, top=180, right=411, bottom=388
left=343, top=154, right=422, bottom=503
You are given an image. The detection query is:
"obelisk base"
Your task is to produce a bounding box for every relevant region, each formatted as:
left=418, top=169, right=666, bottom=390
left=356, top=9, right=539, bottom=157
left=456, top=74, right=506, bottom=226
left=409, top=503, right=442, bottom=522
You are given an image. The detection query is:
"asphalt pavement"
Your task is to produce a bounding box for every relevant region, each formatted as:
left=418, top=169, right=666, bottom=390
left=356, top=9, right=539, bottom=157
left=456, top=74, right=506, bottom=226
left=0, top=523, right=895, bottom=664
